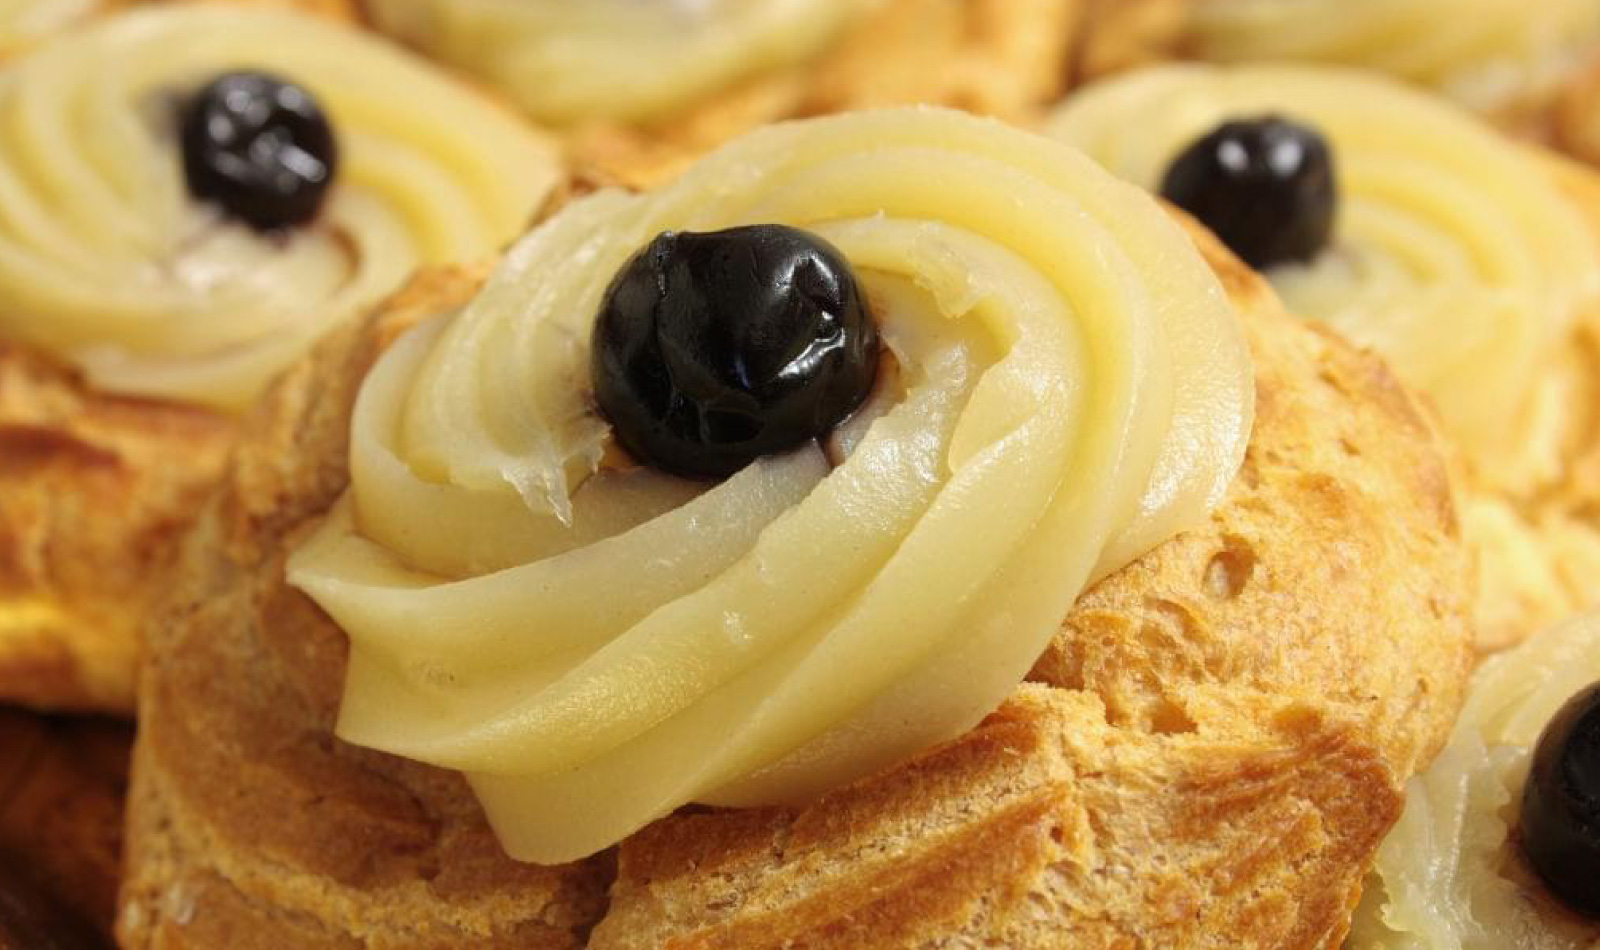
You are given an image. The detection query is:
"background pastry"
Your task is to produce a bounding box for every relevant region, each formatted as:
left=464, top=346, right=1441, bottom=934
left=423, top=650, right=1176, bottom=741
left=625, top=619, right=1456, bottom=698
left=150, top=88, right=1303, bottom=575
left=120, top=109, right=1470, bottom=948
left=360, top=0, right=1169, bottom=188
left=1047, top=63, right=1600, bottom=650
left=0, top=4, right=561, bottom=712
left=1348, top=609, right=1600, bottom=949
left=1185, top=0, right=1600, bottom=122
left=0, top=709, right=130, bottom=943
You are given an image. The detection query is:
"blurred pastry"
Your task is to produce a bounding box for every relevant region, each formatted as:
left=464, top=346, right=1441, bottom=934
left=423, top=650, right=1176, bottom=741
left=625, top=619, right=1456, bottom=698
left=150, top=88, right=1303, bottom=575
left=120, top=108, right=1470, bottom=947
left=0, top=5, right=561, bottom=712
left=362, top=0, right=1143, bottom=187
left=1048, top=63, right=1600, bottom=650
left=1348, top=609, right=1600, bottom=949
left=1558, top=57, right=1600, bottom=166
left=1186, top=0, right=1600, bottom=122
left=0, top=0, right=114, bottom=56
left=0, top=709, right=131, bottom=943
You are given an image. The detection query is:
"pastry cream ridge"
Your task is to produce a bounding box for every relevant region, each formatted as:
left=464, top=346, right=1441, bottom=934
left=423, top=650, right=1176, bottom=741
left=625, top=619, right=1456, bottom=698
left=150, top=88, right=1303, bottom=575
left=1190, top=0, right=1600, bottom=114
left=364, top=0, right=868, bottom=125
left=1348, top=610, right=1600, bottom=949
left=288, top=107, right=1254, bottom=864
left=1048, top=65, right=1600, bottom=490
left=0, top=0, right=99, bottom=56
left=0, top=6, right=560, bottom=411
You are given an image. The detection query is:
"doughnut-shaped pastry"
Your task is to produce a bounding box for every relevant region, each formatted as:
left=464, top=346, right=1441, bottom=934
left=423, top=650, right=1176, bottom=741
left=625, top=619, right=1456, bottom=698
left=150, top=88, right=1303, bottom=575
left=1349, top=610, right=1600, bottom=949
left=286, top=107, right=1256, bottom=863
left=364, top=0, right=868, bottom=126
left=1047, top=64, right=1600, bottom=495
left=0, top=5, right=561, bottom=412
left=1188, top=0, right=1600, bottom=117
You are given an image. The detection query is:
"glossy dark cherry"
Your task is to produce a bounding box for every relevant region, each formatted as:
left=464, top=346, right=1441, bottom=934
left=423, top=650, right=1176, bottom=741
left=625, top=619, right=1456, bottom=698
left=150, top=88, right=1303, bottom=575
left=1159, top=114, right=1337, bottom=270
left=180, top=71, right=338, bottom=231
left=591, top=225, right=879, bottom=479
left=1522, top=679, right=1600, bottom=918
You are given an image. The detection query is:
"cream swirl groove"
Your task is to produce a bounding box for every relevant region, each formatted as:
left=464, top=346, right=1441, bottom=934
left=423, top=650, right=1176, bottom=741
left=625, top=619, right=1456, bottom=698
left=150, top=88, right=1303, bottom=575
left=364, top=0, right=868, bottom=125
left=1349, top=610, right=1600, bottom=949
left=1048, top=65, right=1600, bottom=488
left=287, top=108, right=1254, bottom=864
left=0, top=6, right=560, bottom=411
left=1189, top=0, right=1600, bottom=114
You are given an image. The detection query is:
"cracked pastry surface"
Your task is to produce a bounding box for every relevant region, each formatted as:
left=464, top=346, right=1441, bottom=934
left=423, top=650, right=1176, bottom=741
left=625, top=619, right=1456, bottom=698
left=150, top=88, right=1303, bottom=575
left=120, top=114, right=1469, bottom=947
left=1348, top=610, right=1600, bottom=949
left=0, top=4, right=561, bottom=713
left=1047, top=63, right=1600, bottom=650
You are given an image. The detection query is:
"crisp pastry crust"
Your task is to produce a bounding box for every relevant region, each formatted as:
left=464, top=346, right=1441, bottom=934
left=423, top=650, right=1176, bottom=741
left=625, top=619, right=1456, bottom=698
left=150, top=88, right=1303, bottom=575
left=118, top=223, right=1470, bottom=948
left=0, top=346, right=234, bottom=713
left=0, top=708, right=131, bottom=941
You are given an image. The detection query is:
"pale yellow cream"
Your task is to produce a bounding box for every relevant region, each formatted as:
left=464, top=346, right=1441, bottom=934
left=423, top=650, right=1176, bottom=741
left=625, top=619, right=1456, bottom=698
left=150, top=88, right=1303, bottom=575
left=1189, top=0, right=1600, bottom=115
left=288, top=107, right=1255, bottom=864
left=0, top=6, right=561, bottom=411
left=1349, top=609, right=1600, bottom=949
left=0, top=0, right=100, bottom=56
left=1047, top=65, right=1600, bottom=492
left=364, top=0, right=869, bottom=125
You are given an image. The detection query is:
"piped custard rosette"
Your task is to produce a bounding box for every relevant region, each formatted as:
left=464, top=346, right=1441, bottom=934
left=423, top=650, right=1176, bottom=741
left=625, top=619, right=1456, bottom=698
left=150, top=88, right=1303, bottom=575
left=287, top=107, right=1255, bottom=864
left=1349, top=610, right=1600, bottom=949
left=1188, top=0, right=1600, bottom=117
left=364, top=0, right=869, bottom=126
left=1048, top=65, right=1600, bottom=499
left=0, top=6, right=560, bottom=412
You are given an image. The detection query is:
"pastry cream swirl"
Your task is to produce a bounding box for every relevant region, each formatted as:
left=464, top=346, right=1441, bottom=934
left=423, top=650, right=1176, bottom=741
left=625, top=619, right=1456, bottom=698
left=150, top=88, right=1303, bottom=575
left=364, top=0, right=868, bottom=125
left=1189, top=0, right=1600, bottom=114
left=0, top=7, right=560, bottom=411
left=288, top=108, right=1254, bottom=864
left=1349, top=610, right=1600, bottom=949
left=1048, top=65, right=1600, bottom=488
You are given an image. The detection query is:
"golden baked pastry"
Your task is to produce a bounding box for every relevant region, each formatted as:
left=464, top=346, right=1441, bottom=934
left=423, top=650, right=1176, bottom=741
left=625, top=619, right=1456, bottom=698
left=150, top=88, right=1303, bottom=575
left=1348, top=610, right=1600, bottom=949
left=1558, top=58, right=1600, bottom=167
left=120, top=110, right=1470, bottom=948
left=1186, top=0, right=1600, bottom=121
left=0, top=4, right=561, bottom=713
left=1047, top=63, right=1600, bottom=651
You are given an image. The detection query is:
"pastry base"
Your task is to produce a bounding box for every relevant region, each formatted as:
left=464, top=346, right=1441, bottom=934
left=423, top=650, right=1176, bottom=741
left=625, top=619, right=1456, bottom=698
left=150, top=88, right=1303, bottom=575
left=0, top=345, right=234, bottom=713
